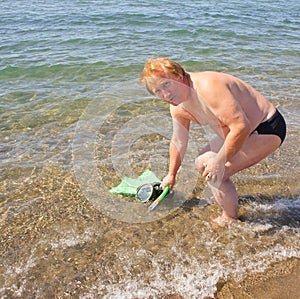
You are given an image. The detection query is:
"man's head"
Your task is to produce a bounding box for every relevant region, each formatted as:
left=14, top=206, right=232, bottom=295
left=139, top=58, right=189, bottom=105
left=139, top=57, right=187, bottom=94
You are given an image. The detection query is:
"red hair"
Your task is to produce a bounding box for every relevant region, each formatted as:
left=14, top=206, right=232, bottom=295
left=139, top=58, right=186, bottom=94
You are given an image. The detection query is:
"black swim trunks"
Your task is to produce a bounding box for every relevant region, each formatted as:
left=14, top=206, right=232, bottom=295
left=253, top=109, right=286, bottom=145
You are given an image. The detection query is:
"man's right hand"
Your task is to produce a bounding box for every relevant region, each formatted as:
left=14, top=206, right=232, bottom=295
left=161, top=173, right=176, bottom=191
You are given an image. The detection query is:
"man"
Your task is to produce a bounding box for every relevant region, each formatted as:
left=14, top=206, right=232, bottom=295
left=139, top=57, right=286, bottom=226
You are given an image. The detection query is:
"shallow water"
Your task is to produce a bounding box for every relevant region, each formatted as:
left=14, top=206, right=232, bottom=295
left=1, top=0, right=300, bottom=297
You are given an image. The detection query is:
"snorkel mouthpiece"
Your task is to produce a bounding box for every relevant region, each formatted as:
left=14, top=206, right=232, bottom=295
left=148, top=185, right=170, bottom=211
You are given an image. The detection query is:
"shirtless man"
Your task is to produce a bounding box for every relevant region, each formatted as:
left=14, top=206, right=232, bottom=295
left=139, top=57, right=286, bottom=225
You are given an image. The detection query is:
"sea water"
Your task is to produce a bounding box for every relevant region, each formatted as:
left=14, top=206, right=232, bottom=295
left=0, top=0, right=299, bottom=298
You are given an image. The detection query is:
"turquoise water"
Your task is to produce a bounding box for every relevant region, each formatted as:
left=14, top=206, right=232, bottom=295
left=1, top=0, right=300, bottom=298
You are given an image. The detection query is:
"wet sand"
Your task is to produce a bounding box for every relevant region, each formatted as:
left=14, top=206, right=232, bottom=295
left=1, top=127, right=300, bottom=299
left=157, top=260, right=300, bottom=299
left=215, top=258, right=300, bottom=299
left=1, top=165, right=299, bottom=298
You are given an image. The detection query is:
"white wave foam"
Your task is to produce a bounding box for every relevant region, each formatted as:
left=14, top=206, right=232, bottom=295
left=1, top=248, right=37, bottom=297
left=49, top=227, right=93, bottom=249
left=80, top=236, right=300, bottom=299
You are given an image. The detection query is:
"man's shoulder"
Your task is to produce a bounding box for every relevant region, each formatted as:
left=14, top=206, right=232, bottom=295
left=191, top=71, right=235, bottom=81
left=170, top=105, right=193, bottom=122
left=189, top=70, right=221, bottom=79
left=192, top=71, right=238, bottom=95
left=170, top=104, right=185, bottom=116
left=190, top=71, right=223, bottom=89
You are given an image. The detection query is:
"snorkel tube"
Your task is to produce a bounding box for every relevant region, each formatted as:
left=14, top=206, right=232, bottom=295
left=148, top=185, right=170, bottom=211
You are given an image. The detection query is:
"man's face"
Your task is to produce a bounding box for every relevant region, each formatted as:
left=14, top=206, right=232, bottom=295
left=151, top=77, right=188, bottom=106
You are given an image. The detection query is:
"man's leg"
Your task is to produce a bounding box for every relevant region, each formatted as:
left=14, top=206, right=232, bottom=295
left=209, top=179, right=238, bottom=221
left=195, top=151, right=238, bottom=224
left=195, top=133, right=281, bottom=224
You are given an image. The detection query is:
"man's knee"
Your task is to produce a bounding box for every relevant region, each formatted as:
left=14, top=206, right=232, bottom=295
left=195, top=151, right=216, bottom=171
left=195, top=156, right=204, bottom=172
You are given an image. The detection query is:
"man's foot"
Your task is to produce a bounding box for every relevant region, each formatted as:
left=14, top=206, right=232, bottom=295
left=212, top=215, right=237, bottom=227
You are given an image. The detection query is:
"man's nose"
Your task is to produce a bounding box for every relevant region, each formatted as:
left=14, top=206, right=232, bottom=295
left=162, top=89, right=172, bottom=100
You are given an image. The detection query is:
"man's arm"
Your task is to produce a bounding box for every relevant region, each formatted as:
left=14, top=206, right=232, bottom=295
left=161, top=108, right=190, bottom=189
left=202, top=79, right=252, bottom=164
left=198, top=76, right=252, bottom=182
